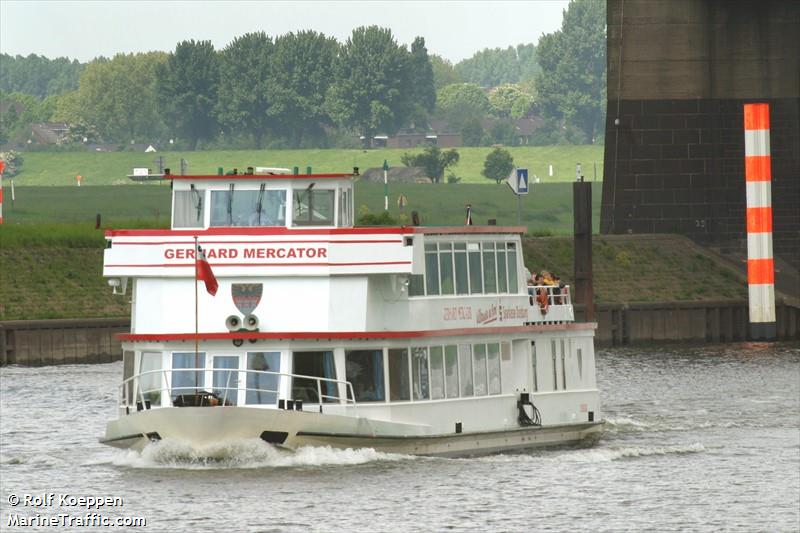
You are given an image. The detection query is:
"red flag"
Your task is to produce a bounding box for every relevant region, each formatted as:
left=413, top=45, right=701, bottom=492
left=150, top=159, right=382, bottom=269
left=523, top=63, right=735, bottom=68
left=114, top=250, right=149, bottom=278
left=196, top=245, right=218, bottom=296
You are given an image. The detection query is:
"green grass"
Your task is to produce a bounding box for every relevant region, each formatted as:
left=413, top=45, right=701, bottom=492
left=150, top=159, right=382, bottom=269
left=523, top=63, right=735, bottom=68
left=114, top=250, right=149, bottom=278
left=0, top=182, right=601, bottom=235
left=13, top=145, right=604, bottom=186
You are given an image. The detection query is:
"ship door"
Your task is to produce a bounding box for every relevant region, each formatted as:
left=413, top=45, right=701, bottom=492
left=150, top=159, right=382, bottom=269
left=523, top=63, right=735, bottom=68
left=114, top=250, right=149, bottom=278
left=291, top=351, right=338, bottom=403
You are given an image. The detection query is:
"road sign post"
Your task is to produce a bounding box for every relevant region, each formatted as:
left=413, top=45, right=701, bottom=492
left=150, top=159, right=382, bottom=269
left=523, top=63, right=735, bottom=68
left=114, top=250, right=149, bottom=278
left=506, top=168, right=529, bottom=225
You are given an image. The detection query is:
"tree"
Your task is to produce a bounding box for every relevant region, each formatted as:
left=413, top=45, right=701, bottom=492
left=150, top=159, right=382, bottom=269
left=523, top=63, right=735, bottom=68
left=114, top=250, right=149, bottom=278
left=460, top=117, right=484, bottom=147
left=53, top=52, right=167, bottom=143
left=156, top=40, right=220, bottom=150
left=267, top=31, right=339, bottom=147
left=0, top=150, right=24, bottom=178
left=406, top=37, right=436, bottom=128
left=216, top=32, right=273, bottom=148
left=488, top=84, right=535, bottom=120
left=430, top=55, right=462, bottom=90
left=435, top=83, right=489, bottom=132
left=0, top=53, right=84, bottom=98
left=400, top=145, right=460, bottom=183
left=455, top=44, right=540, bottom=87
left=483, top=147, right=514, bottom=184
left=325, top=26, right=412, bottom=141
left=536, top=0, right=606, bottom=143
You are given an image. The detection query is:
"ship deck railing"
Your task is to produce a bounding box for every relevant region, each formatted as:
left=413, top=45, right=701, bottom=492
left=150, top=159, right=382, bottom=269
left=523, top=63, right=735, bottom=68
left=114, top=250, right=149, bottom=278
left=526, top=284, right=572, bottom=307
left=118, top=368, right=358, bottom=415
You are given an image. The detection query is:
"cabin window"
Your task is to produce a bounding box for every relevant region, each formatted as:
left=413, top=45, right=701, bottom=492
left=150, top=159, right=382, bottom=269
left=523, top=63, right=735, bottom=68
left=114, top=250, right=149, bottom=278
left=292, top=350, right=338, bottom=402
left=388, top=348, right=411, bottom=401
left=171, top=352, right=206, bottom=400
left=507, top=243, right=518, bottom=292
left=429, top=346, right=445, bottom=400
left=531, top=342, right=538, bottom=392
left=444, top=345, right=459, bottom=399
left=439, top=244, right=455, bottom=295
left=454, top=243, right=469, bottom=295
left=577, top=348, right=583, bottom=380
left=173, top=189, right=205, bottom=228
left=140, top=351, right=162, bottom=406
left=411, top=347, right=430, bottom=400
left=409, top=275, right=425, bottom=296
left=487, top=343, right=502, bottom=395
left=468, top=243, right=483, bottom=294
left=123, top=350, right=135, bottom=405
left=551, top=340, right=558, bottom=391
left=424, top=244, right=440, bottom=295
left=458, top=344, right=474, bottom=397
left=482, top=243, right=497, bottom=294
left=496, top=247, right=508, bottom=293
left=293, top=189, right=335, bottom=226
left=247, top=352, right=280, bottom=405
left=213, top=355, right=239, bottom=405
left=561, top=340, right=567, bottom=390
left=345, top=349, right=385, bottom=402
left=473, top=344, right=488, bottom=396
left=210, top=189, right=286, bottom=227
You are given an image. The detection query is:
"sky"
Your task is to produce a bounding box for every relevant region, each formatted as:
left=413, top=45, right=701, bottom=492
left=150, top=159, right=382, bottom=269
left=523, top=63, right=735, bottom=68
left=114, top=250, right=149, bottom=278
left=0, top=0, right=568, bottom=64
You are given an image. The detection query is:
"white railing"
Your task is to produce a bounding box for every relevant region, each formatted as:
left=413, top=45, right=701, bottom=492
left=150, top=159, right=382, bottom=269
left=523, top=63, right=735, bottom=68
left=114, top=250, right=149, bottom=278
left=527, top=284, right=571, bottom=307
left=118, top=367, right=358, bottom=414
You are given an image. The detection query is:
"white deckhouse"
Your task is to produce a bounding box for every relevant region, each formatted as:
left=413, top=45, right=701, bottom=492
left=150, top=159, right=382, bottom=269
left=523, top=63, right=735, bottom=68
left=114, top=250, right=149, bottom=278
left=101, top=168, right=602, bottom=455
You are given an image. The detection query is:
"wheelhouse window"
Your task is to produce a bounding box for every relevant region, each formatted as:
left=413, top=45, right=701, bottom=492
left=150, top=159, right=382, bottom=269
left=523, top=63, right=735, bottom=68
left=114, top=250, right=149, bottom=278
left=171, top=352, right=205, bottom=401
left=388, top=348, right=411, bottom=401
left=210, top=189, right=286, bottom=227
left=293, top=189, right=335, bottom=226
left=345, top=349, right=385, bottom=402
left=424, top=244, right=440, bottom=295
left=339, top=188, right=352, bottom=227
left=173, top=189, right=205, bottom=228
left=246, top=352, right=280, bottom=405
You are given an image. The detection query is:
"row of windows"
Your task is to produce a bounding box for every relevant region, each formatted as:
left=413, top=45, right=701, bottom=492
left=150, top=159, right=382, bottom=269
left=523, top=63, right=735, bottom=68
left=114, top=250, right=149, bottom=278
left=126, top=343, right=509, bottom=407
left=172, top=187, right=349, bottom=228
left=410, top=241, right=519, bottom=297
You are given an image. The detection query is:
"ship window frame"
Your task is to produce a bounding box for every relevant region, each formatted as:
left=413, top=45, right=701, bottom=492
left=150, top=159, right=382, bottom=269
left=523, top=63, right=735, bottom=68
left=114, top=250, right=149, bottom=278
left=444, top=345, right=459, bottom=399
left=487, top=342, right=502, bottom=395
left=345, top=348, right=386, bottom=403
left=411, top=346, right=430, bottom=401
left=388, top=348, right=411, bottom=402
left=172, top=188, right=205, bottom=229
left=429, top=346, right=445, bottom=400
left=458, top=344, right=474, bottom=397
left=246, top=351, right=281, bottom=405
left=473, top=343, right=488, bottom=396
left=292, top=188, right=336, bottom=226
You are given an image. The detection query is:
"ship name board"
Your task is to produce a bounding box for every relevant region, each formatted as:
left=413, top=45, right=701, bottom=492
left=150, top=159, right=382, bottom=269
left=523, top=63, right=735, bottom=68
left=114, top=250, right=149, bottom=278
left=164, top=246, right=328, bottom=260
left=443, top=304, right=529, bottom=324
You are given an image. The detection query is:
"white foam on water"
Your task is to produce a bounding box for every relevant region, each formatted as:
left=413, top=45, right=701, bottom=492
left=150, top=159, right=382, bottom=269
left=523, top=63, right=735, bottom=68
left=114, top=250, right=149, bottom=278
left=604, top=417, right=650, bottom=430
left=558, top=442, right=706, bottom=463
left=111, top=438, right=412, bottom=470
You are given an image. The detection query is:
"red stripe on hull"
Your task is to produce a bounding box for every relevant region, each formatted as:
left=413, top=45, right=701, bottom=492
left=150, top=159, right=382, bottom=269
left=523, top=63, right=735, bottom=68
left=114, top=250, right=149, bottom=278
left=118, top=323, right=597, bottom=342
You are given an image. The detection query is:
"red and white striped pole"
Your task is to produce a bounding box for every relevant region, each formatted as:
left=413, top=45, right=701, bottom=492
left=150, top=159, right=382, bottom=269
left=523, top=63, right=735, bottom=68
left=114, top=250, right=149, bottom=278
left=743, top=103, right=776, bottom=340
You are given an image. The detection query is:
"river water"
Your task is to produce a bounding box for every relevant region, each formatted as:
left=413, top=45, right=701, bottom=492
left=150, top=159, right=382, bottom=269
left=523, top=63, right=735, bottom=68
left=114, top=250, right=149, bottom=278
left=1, top=342, right=798, bottom=532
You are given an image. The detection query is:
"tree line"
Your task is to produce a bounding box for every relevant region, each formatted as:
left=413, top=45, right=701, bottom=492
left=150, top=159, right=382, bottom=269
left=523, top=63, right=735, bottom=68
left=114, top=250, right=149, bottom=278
left=0, top=0, right=606, bottom=149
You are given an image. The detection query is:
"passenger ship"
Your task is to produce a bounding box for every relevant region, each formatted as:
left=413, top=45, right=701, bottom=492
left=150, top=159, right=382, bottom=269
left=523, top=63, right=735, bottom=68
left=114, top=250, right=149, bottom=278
left=101, top=167, right=603, bottom=455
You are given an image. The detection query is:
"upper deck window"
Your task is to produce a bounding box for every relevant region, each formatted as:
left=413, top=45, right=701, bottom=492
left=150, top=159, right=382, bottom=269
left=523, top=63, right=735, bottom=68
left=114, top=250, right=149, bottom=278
left=411, top=240, right=520, bottom=297
left=173, top=189, right=205, bottom=228
left=293, top=189, right=335, bottom=226
left=210, top=189, right=286, bottom=227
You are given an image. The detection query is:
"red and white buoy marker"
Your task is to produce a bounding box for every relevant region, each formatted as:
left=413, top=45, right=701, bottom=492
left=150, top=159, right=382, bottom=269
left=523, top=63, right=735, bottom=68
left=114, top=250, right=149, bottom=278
left=743, top=103, right=776, bottom=340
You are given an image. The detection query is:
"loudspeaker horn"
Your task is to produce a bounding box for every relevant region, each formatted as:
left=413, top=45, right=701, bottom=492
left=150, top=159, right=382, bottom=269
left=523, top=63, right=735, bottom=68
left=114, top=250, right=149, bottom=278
left=244, top=314, right=259, bottom=330
left=226, top=315, right=241, bottom=331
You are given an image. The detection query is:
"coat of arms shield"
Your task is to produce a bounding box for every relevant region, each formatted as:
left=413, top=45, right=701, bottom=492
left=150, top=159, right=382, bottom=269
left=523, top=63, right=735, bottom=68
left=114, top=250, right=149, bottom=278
left=231, top=283, right=263, bottom=315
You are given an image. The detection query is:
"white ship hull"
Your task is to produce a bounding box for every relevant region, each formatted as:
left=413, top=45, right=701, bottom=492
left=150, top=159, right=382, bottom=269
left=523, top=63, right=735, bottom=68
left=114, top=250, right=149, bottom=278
left=102, top=406, right=603, bottom=456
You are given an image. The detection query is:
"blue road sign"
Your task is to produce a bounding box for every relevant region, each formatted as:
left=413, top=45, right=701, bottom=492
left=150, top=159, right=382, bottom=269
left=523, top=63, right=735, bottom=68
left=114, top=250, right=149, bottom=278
left=516, top=168, right=529, bottom=194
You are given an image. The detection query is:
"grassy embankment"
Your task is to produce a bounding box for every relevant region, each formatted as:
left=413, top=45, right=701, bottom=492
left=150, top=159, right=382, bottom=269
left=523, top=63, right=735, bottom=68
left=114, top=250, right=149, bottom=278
left=13, top=145, right=604, bottom=186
